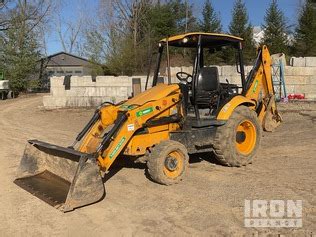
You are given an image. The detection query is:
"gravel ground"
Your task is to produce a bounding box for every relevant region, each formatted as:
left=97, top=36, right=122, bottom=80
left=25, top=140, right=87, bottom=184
left=0, top=95, right=315, bottom=236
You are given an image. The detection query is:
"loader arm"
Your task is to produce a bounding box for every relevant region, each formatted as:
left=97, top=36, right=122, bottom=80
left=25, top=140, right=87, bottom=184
left=98, top=93, right=182, bottom=171
left=76, top=84, right=183, bottom=171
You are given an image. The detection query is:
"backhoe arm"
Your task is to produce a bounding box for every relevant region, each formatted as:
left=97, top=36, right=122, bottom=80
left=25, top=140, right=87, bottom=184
left=244, top=45, right=282, bottom=131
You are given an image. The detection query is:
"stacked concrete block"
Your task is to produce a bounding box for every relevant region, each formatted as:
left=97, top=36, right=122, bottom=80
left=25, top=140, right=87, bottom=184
left=43, top=95, right=67, bottom=108
left=290, top=56, right=316, bottom=67
left=139, top=76, right=149, bottom=89
left=290, top=57, right=306, bottom=67
left=219, top=66, right=241, bottom=85
left=44, top=75, right=132, bottom=109
left=171, top=76, right=178, bottom=84
left=96, top=76, right=115, bottom=86
left=181, top=66, right=193, bottom=75
left=65, top=87, right=86, bottom=97
left=245, top=66, right=254, bottom=75
left=285, top=66, right=316, bottom=76
left=70, top=76, right=84, bottom=87
left=283, top=66, right=316, bottom=98
left=50, top=77, right=66, bottom=97
left=221, top=65, right=239, bottom=77
left=271, top=53, right=286, bottom=66
left=168, top=66, right=193, bottom=77
left=305, top=57, right=316, bottom=67
left=284, top=75, right=308, bottom=85
left=43, top=63, right=316, bottom=109
left=169, top=67, right=181, bottom=77
left=285, top=85, right=295, bottom=94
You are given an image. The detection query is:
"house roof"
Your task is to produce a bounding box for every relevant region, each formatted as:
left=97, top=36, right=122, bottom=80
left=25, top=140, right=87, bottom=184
left=43, top=52, right=91, bottom=67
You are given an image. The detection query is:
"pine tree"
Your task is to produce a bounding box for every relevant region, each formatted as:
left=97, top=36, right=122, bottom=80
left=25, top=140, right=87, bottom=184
left=228, top=0, right=255, bottom=64
left=199, top=0, right=222, bottom=33
left=1, top=12, right=41, bottom=91
left=261, top=0, right=289, bottom=55
left=294, top=0, right=316, bottom=56
left=168, top=0, right=197, bottom=33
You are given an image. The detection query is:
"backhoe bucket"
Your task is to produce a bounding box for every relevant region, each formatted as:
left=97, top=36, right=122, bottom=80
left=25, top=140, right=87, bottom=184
left=263, top=109, right=282, bottom=132
left=263, top=95, right=283, bottom=132
left=14, top=140, right=104, bottom=212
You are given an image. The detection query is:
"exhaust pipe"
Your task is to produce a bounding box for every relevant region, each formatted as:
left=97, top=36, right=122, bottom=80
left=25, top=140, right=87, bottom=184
left=14, top=140, right=104, bottom=212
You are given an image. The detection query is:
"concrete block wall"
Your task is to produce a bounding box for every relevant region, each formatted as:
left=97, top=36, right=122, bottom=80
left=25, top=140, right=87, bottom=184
left=43, top=75, right=150, bottom=109
left=169, top=65, right=316, bottom=99
left=283, top=56, right=316, bottom=98
left=43, top=64, right=316, bottom=109
left=290, top=57, right=316, bottom=67
left=170, top=65, right=253, bottom=85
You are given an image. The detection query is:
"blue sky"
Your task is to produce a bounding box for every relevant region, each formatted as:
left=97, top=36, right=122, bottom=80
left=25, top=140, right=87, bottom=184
left=198, top=0, right=301, bottom=30
left=46, top=0, right=302, bottom=55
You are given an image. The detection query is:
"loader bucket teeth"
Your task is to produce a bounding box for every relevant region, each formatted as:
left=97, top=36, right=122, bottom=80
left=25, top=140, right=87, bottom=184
left=14, top=140, right=104, bottom=212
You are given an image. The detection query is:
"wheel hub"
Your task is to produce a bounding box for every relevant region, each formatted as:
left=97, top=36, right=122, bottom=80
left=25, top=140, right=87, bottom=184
left=165, top=156, right=178, bottom=171
left=236, top=131, right=246, bottom=143
left=235, top=120, right=256, bottom=155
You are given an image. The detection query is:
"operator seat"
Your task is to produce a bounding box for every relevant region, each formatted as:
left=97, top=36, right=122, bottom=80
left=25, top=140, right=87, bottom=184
left=194, top=66, right=220, bottom=109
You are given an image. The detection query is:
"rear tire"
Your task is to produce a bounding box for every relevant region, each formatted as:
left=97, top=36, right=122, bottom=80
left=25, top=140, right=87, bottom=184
left=0, top=91, right=7, bottom=100
left=213, top=106, right=261, bottom=167
left=147, top=140, right=189, bottom=185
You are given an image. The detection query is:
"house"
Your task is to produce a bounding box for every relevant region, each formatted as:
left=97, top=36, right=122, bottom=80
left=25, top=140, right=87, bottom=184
left=41, top=52, right=93, bottom=77
left=37, top=52, right=97, bottom=90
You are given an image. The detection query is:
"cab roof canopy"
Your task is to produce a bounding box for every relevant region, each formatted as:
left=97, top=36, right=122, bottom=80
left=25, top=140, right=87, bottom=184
left=160, top=32, right=243, bottom=48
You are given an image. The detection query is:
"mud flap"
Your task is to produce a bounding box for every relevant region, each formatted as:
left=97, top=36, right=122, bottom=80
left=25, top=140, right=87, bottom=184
left=14, top=140, right=105, bottom=212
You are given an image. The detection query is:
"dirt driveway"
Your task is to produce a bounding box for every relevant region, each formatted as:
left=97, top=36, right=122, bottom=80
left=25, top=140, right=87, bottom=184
left=0, top=95, right=315, bottom=236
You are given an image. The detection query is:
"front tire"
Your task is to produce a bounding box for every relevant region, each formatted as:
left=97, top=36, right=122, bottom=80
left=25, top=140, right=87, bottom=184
left=213, top=106, right=261, bottom=167
left=147, top=140, right=189, bottom=185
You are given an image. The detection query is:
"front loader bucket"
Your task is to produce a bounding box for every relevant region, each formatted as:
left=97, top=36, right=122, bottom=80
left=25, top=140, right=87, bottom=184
left=14, top=140, right=104, bottom=212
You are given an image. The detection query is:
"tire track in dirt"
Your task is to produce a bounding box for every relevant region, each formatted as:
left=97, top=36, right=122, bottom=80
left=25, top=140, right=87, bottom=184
left=0, top=96, right=72, bottom=143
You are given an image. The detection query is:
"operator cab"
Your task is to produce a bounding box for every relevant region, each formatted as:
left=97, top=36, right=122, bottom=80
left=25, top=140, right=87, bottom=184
left=152, top=33, right=246, bottom=120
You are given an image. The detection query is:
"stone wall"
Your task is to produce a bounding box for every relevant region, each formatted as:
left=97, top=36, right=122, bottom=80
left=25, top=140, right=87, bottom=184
left=43, top=65, right=316, bottom=109
left=290, top=57, right=316, bottom=67
left=167, top=65, right=316, bottom=99
left=43, top=76, right=153, bottom=108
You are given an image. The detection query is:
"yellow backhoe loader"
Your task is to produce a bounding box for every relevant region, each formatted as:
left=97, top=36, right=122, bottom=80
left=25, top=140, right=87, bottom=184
left=14, top=33, right=281, bottom=212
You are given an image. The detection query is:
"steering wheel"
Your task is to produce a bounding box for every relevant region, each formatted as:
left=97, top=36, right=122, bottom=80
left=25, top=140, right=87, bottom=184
left=176, top=72, right=193, bottom=83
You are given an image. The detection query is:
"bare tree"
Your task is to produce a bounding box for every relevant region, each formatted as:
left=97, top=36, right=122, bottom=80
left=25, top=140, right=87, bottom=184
left=56, top=15, right=82, bottom=53
left=113, top=0, right=151, bottom=48
left=0, top=0, right=11, bottom=31
left=51, top=0, right=97, bottom=54
left=97, top=0, right=154, bottom=71
left=0, top=0, right=51, bottom=32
